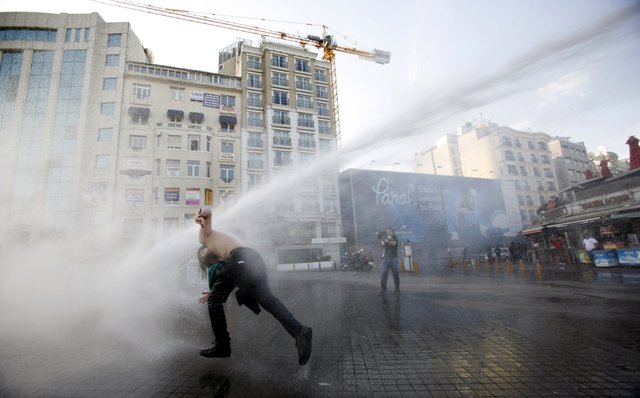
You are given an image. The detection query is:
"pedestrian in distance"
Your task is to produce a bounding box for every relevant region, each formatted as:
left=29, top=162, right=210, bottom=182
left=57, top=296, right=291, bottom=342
left=379, top=227, right=400, bottom=294
left=195, top=207, right=312, bottom=365
left=583, top=234, right=599, bottom=265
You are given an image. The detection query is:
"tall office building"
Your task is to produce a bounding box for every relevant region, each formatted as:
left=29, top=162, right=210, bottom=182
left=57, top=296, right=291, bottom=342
left=217, top=39, right=343, bottom=264
left=0, top=12, right=150, bottom=245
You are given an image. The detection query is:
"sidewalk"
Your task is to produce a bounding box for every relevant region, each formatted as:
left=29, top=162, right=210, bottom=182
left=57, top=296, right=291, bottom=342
left=1, top=269, right=639, bottom=397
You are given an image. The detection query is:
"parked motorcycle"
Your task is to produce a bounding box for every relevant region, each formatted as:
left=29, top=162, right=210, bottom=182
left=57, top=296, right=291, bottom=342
left=347, top=249, right=375, bottom=273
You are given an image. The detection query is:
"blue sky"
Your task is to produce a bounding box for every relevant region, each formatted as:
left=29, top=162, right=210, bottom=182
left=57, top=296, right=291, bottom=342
left=2, top=0, right=639, bottom=169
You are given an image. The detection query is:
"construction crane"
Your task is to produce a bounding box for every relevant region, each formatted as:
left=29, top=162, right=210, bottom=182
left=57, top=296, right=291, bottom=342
left=94, top=0, right=391, bottom=145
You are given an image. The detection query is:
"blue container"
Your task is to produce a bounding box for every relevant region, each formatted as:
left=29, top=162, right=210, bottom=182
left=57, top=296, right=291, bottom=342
left=616, top=249, right=640, bottom=265
left=593, top=250, right=619, bottom=267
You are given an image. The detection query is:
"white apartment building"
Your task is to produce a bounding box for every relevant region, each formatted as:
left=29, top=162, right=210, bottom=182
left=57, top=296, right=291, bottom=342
left=115, top=62, right=242, bottom=236
left=217, top=39, right=343, bottom=264
left=415, top=123, right=559, bottom=226
left=548, top=137, right=596, bottom=191
left=0, top=12, right=150, bottom=244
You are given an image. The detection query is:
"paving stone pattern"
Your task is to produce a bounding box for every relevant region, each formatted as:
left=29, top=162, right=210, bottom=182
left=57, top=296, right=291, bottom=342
left=1, top=265, right=639, bottom=397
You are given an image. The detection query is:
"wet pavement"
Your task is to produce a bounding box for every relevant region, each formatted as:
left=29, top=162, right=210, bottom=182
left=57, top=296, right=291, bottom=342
left=1, top=262, right=640, bottom=397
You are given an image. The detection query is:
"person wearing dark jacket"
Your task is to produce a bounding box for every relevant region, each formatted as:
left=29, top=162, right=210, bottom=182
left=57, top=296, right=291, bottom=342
left=380, top=227, right=400, bottom=293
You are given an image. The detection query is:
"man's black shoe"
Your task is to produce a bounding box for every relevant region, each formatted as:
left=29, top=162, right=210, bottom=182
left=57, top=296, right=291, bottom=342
left=295, top=326, right=313, bottom=365
left=199, top=345, right=231, bottom=358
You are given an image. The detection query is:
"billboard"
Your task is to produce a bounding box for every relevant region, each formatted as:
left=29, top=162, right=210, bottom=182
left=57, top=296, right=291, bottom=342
left=339, top=169, right=515, bottom=260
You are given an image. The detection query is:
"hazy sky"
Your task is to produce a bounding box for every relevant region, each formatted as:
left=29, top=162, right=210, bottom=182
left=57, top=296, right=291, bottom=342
left=2, top=0, right=639, bottom=170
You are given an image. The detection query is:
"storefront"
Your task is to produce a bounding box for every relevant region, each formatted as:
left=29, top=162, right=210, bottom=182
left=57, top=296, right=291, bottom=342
left=521, top=169, right=640, bottom=267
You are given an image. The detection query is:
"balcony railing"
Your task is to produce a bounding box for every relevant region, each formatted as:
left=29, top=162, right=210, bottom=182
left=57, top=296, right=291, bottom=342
left=273, top=137, right=292, bottom=146
left=272, top=116, right=290, bottom=125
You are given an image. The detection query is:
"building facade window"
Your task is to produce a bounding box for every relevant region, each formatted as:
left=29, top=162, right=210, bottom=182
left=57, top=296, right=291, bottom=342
left=299, top=133, right=315, bottom=149
left=189, top=135, right=200, bottom=151
left=274, top=150, right=291, bottom=167
left=272, top=72, right=289, bottom=87
left=247, top=74, right=262, bottom=88
left=100, top=102, right=115, bottom=115
left=298, top=113, right=314, bottom=128
left=274, top=130, right=291, bottom=146
left=248, top=111, right=263, bottom=127
left=221, top=141, right=234, bottom=154
left=295, top=59, right=310, bottom=72
left=221, top=95, right=236, bottom=108
left=271, top=54, right=288, bottom=68
left=248, top=174, right=262, bottom=189
left=248, top=152, right=263, bottom=169
left=132, top=83, right=151, bottom=102
left=505, top=150, right=515, bottom=161
left=315, top=85, right=328, bottom=99
left=273, top=90, right=289, bottom=105
left=166, top=159, right=180, bottom=176
left=318, top=120, right=331, bottom=135
left=297, top=94, right=312, bottom=109
left=102, top=78, right=117, bottom=90
left=247, top=92, right=262, bottom=107
left=317, top=102, right=330, bottom=117
left=296, top=76, right=312, bottom=91
left=95, top=155, right=110, bottom=169
left=247, top=55, right=261, bottom=69
left=248, top=132, right=263, bottom=148
left=314, top=68, right=327, bottom=82
left=105, top=54, right=119, bottom=66
left=98, top=128, right=112, bottom=142
left=319, top=139, right=331, bottom=153
left=220, top=164, right=235, bottom=183
left=169, top=87, right=184, bottom=100
left=273, top=110, right=290, bottom=125
left=107, top=33, right=122, bottom=47
left=129, top=135, right=146, bottom=150
left=206, top=161, right=211, bottom=178
left=167, top=134, right=181, bottom=149
left=187, top=160, right=200, bottom=177
left=507, top=165, right=518, bottom=175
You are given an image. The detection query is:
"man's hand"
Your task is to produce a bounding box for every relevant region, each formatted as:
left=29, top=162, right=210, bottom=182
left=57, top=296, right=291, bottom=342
left=198, top=292, right=210, bottom=304
left=195, top=207, right=212, bottom=227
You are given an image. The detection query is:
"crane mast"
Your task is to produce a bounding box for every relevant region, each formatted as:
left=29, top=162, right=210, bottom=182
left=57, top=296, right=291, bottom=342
left=95, top=0, right=390, bottom=145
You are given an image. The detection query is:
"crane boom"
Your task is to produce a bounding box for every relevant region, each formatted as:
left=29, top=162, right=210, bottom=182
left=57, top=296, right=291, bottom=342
left=94, top=0, right=390, bottom=64
left=94, top=0, right=391, bottom=146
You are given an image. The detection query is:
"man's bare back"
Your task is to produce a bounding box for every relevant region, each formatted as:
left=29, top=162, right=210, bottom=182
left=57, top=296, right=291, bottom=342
left=195, top=208, right=241, bottom=260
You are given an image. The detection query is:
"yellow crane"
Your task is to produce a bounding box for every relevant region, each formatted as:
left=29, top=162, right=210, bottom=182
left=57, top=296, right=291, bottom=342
left=94, top=0, right=390, bottom=145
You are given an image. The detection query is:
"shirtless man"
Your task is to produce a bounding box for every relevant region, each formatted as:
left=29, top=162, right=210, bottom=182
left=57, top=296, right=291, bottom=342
left=195, top=207, right=312, bottom=365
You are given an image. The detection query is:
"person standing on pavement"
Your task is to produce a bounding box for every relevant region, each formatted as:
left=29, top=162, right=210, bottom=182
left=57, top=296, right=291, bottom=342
left=583, top=234, right=599, bottom=265
left=379, top=227, right=400, bottom=293
left=195, top=207, right=312, bottom=365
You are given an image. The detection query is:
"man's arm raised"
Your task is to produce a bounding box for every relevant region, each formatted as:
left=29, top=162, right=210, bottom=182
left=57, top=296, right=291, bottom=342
left=196, top=207, right=213, bottom=245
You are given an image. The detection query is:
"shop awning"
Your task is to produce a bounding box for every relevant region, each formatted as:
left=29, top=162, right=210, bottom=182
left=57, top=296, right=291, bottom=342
left=521, top=226, right=543, bottom=236
left=611, top=211, right=640, bottom=220
left=220, top=115, right=237, bottom=125
left=189, top=112, right=204, bottom=122
left=167, top=109, right=184, bottom=118
left=128, top=106, right=150, bottom=116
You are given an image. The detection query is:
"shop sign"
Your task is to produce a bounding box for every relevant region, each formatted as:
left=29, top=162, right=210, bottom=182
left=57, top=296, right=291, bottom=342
left=165, top=187, right=179, bottom=202
left=190, top=91, right=204, bottom=102
left=186, top=188, right=200, bottom=205
left=617, top=249, right=640, bottom=265
left=203, top=93, right=220, bottom=108
left=580, top=193, right=631, bottom=210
